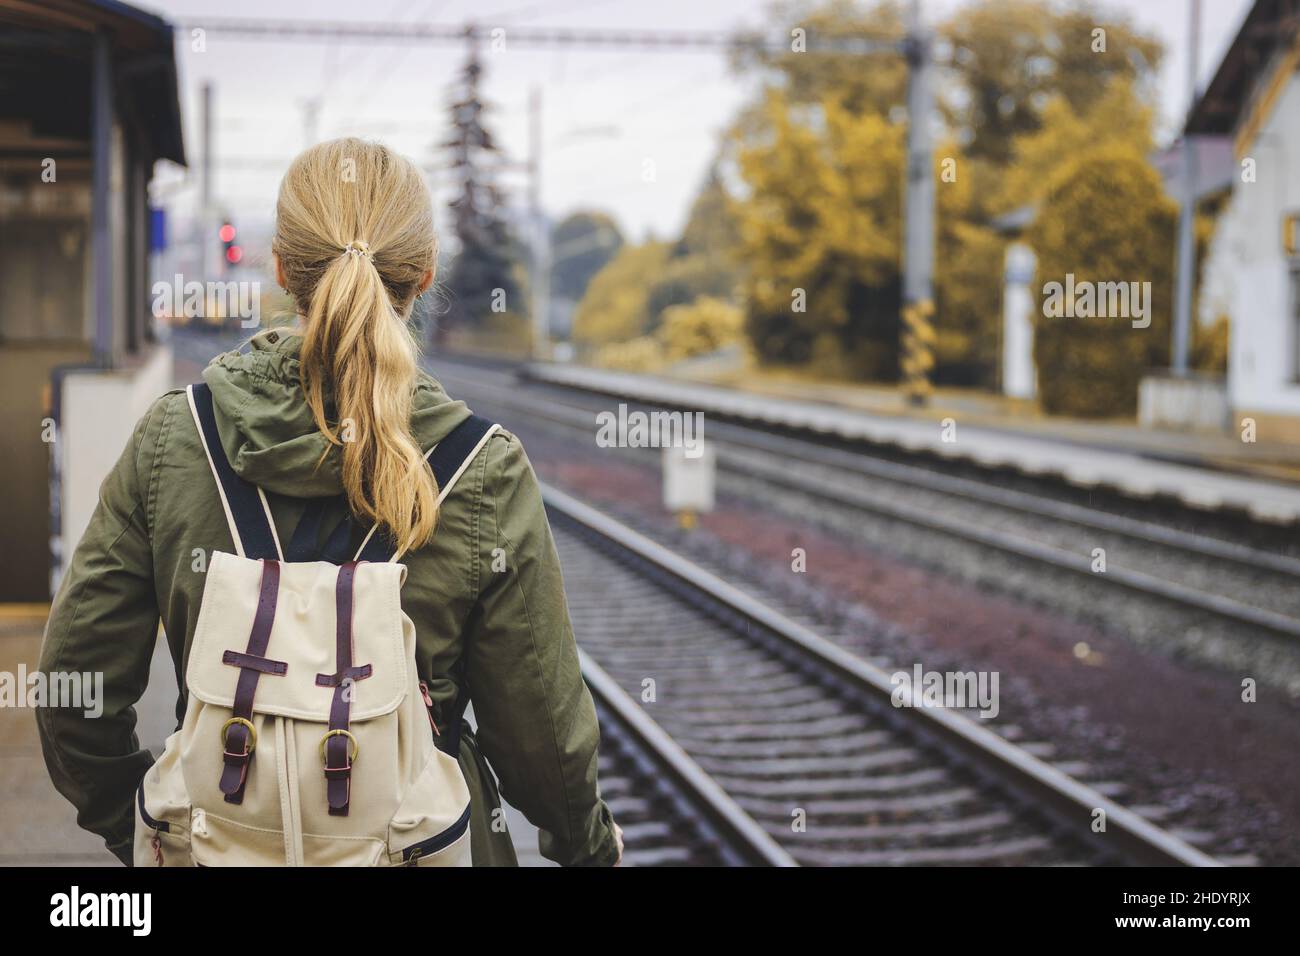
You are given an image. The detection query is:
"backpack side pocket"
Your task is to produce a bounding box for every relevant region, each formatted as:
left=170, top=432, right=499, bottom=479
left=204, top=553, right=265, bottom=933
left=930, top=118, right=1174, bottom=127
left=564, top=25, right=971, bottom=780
left=133, top=733, right=194, bottom=867
left=385, top=746, right=472, bottom=867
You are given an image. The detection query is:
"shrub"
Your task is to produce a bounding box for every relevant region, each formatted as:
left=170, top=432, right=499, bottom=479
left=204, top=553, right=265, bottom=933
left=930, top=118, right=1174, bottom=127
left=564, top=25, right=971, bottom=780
left=1028, top=145, right=1177, bottom=417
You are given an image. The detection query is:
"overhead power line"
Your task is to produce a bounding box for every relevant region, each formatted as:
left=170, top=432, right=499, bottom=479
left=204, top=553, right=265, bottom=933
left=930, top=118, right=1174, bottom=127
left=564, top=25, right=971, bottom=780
left=179, top=10, right=935, bottom=401
left=180, top=18, right=902, bottom=56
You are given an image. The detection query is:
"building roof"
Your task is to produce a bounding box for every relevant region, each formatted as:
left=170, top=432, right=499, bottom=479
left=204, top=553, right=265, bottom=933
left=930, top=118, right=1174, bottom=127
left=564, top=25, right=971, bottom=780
left=1185, top=0, right=1300, bottom=137
left=1151, top=135, right=1236, bottom=200
left=0, top=0, right=186, bottom=166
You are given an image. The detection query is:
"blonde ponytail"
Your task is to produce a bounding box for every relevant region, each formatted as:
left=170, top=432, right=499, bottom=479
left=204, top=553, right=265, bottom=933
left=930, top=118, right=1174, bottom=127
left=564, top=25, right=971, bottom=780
left=272, top=139, right=439, bottom=555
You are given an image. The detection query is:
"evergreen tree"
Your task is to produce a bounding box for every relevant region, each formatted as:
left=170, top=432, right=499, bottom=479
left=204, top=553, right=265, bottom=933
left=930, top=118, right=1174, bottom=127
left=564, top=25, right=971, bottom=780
left=440, top=43, right=522, bottom=341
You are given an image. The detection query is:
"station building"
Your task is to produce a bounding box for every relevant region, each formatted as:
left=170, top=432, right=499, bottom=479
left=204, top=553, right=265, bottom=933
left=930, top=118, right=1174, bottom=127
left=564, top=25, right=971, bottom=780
left=1191, top=0, right=1300, bottom=441
left=0, top=0, right=185, bottom=600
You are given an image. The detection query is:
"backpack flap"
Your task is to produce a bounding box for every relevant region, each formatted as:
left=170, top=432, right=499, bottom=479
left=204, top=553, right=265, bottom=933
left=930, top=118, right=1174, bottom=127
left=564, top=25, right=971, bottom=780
left=186, top=551, right=410, bottom=723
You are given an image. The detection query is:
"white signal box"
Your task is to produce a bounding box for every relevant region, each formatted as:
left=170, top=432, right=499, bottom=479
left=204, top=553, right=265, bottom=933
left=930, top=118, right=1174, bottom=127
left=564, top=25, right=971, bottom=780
left=662, top=442, right=715, bottom=516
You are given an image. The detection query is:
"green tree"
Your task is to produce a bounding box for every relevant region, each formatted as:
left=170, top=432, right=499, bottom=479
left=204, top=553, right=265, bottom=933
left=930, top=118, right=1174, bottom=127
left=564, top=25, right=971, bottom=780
left=549, top=211, right=623, bottom=303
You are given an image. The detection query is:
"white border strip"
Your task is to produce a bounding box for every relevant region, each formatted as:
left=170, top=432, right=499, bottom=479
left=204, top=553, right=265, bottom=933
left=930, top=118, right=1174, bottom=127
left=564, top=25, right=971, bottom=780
left=186, top=384, right=246, bottom=558
left=434, top=424, right=501, bottom=511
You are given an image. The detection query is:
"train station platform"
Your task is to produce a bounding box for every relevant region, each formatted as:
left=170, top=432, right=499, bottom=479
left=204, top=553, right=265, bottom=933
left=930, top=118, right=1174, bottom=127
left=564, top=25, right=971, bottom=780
left=523, top=363, right=1300, bottom=524
left=0, top=606, right=113, bottom=865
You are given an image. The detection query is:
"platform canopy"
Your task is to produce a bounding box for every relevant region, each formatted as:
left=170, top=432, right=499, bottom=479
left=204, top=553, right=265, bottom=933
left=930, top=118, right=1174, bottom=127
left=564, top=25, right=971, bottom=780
left=0, top=0, right=186, bottom=167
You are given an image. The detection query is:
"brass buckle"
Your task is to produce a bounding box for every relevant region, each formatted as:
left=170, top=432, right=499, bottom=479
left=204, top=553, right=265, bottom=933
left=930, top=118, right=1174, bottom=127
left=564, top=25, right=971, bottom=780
left=319, top=729, right=359, bottom=764
left=220, top=716, right=257, bottom=755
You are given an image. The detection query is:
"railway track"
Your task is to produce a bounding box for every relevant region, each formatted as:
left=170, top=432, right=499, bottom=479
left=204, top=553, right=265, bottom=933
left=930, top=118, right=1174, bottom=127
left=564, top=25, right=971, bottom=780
left=430, top=360, right=1300, bottom=646
left=523, top=362, right=1300, bottom=526
left=586, top=654, right=796, bottom=866
left=158, top=335, right=1267, bottom=864
left=551, top=485, right=1220, bottom=867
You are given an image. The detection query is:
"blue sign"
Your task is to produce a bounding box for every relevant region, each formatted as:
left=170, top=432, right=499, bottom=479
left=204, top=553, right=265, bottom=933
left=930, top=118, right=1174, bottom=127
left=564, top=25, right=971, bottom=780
left=149, top=207, right=167, bottom=253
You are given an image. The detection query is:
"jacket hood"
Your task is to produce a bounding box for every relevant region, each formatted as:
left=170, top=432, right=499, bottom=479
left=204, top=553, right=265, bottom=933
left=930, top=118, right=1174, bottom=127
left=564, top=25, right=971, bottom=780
left=201, top=328, right=472, bottom=498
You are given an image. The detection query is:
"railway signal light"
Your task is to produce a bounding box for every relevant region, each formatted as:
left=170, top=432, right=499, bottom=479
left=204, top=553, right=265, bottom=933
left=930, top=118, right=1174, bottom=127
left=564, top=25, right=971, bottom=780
left=219, top=221, right=242, bottom=267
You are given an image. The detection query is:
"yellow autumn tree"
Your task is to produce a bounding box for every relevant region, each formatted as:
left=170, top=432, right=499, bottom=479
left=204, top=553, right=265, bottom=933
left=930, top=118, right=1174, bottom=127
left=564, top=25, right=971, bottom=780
left=731, top=89, right=906, bottom=379
left=660, top=297, right=748, bottom=362
left=591, top=297, right=747, bottom=372
left=715, top=0, right=1168, bottom=387
left=934, top=219, right=1006, bottom=383
left=941, top=0, right=1162, bottom=168
left=995, top=77, right=1157, bottom=214
left=593, top=336, right=666, bottom=373
left=732, top=90, right=1006, bottom=385
left=570, top=241, right=670, bottom=349
left=1029, top=144, right=1177, bottom=417
left=929, top=78, right=1158, bottom=388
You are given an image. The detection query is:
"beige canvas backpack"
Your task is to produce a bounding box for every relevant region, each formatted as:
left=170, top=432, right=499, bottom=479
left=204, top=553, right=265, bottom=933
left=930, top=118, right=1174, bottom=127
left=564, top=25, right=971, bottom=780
left=133, top=383, right=498, bottom=866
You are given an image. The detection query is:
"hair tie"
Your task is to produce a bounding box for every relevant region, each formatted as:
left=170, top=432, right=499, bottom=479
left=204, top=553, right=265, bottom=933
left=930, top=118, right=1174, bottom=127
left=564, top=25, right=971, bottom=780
left=342, top=240, right=373, bottom=261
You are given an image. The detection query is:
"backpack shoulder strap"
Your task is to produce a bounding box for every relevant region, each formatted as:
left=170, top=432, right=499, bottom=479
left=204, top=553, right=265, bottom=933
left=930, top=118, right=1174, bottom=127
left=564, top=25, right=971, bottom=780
left=353, top=414, right=501, bottom=564
left=186, top=383, right=284, bottom=561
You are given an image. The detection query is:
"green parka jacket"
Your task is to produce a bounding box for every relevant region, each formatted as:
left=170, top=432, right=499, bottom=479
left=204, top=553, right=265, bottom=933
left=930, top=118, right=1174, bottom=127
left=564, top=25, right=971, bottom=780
left=36, top=329, right=620, bottom=867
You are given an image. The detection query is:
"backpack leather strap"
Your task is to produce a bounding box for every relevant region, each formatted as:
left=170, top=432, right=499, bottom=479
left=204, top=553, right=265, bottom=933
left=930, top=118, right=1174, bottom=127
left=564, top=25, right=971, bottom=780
left=316, top=561, right=369, bottom=816
left=218, top=559, right=285, bottom=803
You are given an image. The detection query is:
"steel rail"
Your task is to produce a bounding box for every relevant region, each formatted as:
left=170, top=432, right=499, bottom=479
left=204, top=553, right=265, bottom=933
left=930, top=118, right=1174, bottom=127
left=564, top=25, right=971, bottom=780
left=544, top=483, right=1222, bottom=868
left=522, top=362, right=1300, bottom=525
left=581, top=649, right=799, bottom=867
left=432, top=365, right=1300, bottom=640
left=453, top=365, right=1300, bottom=574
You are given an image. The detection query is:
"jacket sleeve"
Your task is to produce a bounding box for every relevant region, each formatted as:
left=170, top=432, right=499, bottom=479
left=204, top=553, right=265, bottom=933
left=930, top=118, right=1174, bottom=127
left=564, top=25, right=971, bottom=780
left=36, top=400, right=165, bottom=866
left=462, top=432, right=620, bottom=867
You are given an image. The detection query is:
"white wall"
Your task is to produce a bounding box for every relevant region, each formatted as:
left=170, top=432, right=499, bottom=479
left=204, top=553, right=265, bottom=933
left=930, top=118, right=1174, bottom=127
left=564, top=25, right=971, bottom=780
left=1002, top=242, right=1037, bottom=400
left=1207, top=75, right=1300, bottom=416
left=59, top=343, right=174, bottom=573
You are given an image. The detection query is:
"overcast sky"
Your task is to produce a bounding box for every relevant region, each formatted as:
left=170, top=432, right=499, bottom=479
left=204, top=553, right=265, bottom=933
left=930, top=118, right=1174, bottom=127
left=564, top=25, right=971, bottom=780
left=137, top=0, right=1253, bottom=243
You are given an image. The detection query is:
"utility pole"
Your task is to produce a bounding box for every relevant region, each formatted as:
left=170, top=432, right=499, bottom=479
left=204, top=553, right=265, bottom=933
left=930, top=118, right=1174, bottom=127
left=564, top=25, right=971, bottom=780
left=528, top=86, right=550, bottom=361
left=200, top=80, right=215, bottom=281
left=900, top=0, right=936, bottom=406
left=301, top=96, right=321, bottom=149
left=1172, top=0, right=1201, bottom=377
left=91, top=30, right=113, bottom=363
